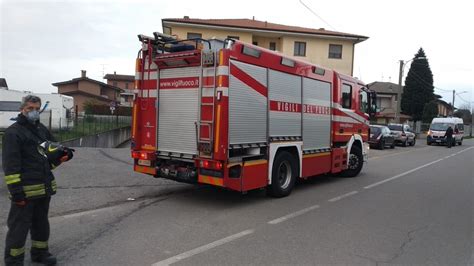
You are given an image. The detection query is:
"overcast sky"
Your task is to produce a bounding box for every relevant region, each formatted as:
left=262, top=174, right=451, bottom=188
left=1, top=0, right=473, bottom=108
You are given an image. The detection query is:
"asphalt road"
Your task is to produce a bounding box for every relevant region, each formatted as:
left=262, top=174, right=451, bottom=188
left=1, top=140, right=473, bottom=265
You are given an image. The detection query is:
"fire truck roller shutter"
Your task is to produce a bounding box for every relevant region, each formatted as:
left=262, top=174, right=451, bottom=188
left=158, top=67, right=201, bottom=155
left=302, top=77, right=331, bottom=150
left=268, top=69, right=302, bottom=137
left=229, top=60, right=268, bottom=145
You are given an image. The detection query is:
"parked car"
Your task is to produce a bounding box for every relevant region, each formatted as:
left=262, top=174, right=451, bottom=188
left=369, top=125, right=395, bottom=149
left=427, top=117, right=464, bottom=146
left=388, top=123, right=416, bottom=147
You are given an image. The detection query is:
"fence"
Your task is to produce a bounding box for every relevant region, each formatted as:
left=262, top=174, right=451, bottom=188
left=51, top=114, right=132, bottom=142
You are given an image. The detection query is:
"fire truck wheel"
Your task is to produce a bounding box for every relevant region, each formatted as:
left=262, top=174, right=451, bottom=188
left=341, top=145, right=363, bottom=178
left=267, top=151, right=297, bottom=198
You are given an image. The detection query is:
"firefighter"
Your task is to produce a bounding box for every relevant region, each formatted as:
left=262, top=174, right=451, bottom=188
left=2, top=95, right=74, bottom=266
left=444, top=125, right=454, bottom=148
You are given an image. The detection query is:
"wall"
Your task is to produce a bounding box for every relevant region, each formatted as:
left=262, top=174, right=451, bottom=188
left=61, top=126, right=131, bottom=148
left=168, top=25, right=253, bottom=44
left=57, top=83, right=78, bottom=94
left=280, top=36, right=354, bottom=76
left=252, top=36, right=282, bottom=51
left=78, top=80, right=101, bottom=96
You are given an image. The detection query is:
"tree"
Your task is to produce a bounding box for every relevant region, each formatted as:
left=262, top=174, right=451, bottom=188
left=401, top=48, right=435, bottom=122
left=453, top=106, right=472, bottom=123
left=422, top=100, right=438, bottom=123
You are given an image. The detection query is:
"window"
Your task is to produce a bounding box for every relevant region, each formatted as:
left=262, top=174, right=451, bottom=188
left=341, top=84, right=352, bottom=109
left=281, top=57, right=295, bottom=67
left=242, top=46, right=261, bottom=58
left=329, top=44, right=342, bottom=59
left=0, top=101, right=21, bottom=111
left=359, top=90, right=369, bottom=113
left=458, top=123, right=464, bottom=130
left=163, top=26, right=172, bottom=35
left=294, top=41, right=306, bottom=56
left=269, top=42, right=276, bottom=51
left=125, top=83, right=129, bottom=89
left=228, top=36, right=240, bottom=40
left=187, top=32, right=202, bottom=39
left=376, top=97, right=382, bottom=109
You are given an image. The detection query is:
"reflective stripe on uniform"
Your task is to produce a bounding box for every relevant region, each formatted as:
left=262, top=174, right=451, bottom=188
left=32, top=240, right=48, bottom=249
left=51, top=180, right=57, bottom=192
left=10, top=247, right=25, bottom=257
left=5, top=174, right=21, bottom=185
left=23, top=184, right=46, bottom=197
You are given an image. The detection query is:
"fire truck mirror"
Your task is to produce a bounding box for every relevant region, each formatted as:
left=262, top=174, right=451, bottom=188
left=369, top=91, right=378, bottom=117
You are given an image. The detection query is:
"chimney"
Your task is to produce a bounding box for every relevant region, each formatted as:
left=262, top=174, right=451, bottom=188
left=183, top=16, right=190, bottom=20
left=265, top=21, right=267, bottom=27
left=81, top=70, right=86, bottom=78
left=114, top=71, right=116, bottom=75
left=252, top=16, right=255, bottom=20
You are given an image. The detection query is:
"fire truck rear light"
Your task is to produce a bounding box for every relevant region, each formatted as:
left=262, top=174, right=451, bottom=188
left=216, top=162, right=223, bottom=169
left=131, top=151, right=140, bottom=159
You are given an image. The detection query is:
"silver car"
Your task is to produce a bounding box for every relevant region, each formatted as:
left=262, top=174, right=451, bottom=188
left=387, top=124, right=416, bottom=147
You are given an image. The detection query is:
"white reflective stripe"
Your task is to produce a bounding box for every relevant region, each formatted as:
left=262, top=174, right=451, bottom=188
left=142, top=90, right=149, bottom=98
left=336, top=107, right=369, bottom=125
left=203, top=68, right=215, bottom=77
left=333, top=115, right=359, bottom=124
left=149, top=89, right=158, bottom=98
left=217, top=66, right=229, bottom=76
left=135, top=72, right=141, bottom=80
left=149, top=71, right=158, bottom=80
left=216, top=87, right=228, bottom=96
left=202, top=88, right=214, bottom=97
left=132, top=89, right=139, bottom=94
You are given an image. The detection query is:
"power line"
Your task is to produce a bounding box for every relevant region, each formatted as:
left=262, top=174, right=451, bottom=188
left=408, top=71, right=451, bottom=92
left=298, top=0, right=336, bottom=31
left=456, top=93, right=471, bottom=104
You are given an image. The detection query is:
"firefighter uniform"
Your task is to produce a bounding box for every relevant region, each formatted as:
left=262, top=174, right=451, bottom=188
left=2, top=114, right=58, bottom=265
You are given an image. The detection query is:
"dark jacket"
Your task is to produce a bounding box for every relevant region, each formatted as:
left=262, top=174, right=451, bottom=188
left=2, top=114, right=57, bottom=200
left=445, top=127, right=453, bottom=138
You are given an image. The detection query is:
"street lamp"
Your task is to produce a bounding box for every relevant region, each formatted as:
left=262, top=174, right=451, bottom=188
left=396, top=57, right=426, bottom=123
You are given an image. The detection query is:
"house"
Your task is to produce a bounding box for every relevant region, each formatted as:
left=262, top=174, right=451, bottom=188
left=0, top=78, right=8, bottom=89
left=162, top=17, right=368, bottom=76
left=434, top=98, right=453, bottom=117
left=103, top=72, right=134, bottom=107
left=52, top=70, right=123, bottom=114
left=367, top=81, right=411, bottom=124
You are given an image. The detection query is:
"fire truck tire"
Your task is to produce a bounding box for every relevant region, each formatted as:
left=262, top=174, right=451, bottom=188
left=267, top=151, right=297, bottom=198
left=340, top=145, right=363, bottom=178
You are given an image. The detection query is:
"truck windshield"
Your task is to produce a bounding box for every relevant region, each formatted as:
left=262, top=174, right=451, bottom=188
left=430, top=123, right=452, bottom=131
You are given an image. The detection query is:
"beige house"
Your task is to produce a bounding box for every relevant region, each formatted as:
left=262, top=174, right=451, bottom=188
left=162, top=17, right=368, bottom=76
left=52, top=70, right=123, bottom=114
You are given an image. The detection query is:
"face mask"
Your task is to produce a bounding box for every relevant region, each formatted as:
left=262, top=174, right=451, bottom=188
left=26, top=110, right=40, bottom=123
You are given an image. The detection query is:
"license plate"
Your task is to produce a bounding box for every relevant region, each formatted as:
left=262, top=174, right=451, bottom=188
left=138, top=159, right=151, bottom=166
left=436, top=140, right=441, bottom=143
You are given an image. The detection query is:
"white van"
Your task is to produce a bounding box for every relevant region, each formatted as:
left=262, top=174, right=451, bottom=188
left=427, top=117, right=464, bottom=146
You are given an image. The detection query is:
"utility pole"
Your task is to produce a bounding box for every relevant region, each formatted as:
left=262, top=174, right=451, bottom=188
left=396, top=60, right=404, bottom=123
left=452, top=89, right=455, bottom=116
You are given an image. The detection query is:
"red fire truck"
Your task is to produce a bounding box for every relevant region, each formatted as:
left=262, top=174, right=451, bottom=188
left=131, top=33, right=377, bottom=197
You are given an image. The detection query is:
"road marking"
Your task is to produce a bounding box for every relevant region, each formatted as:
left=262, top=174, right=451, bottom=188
left=328, top=191, right=358, bottom=202
left=267, top=205, right=320, bottom=225
left=370, top=146, right=431, bottom=160
left=365, top=146, right=474, bottom=189
left=152, top=229, right=254, bottom=266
